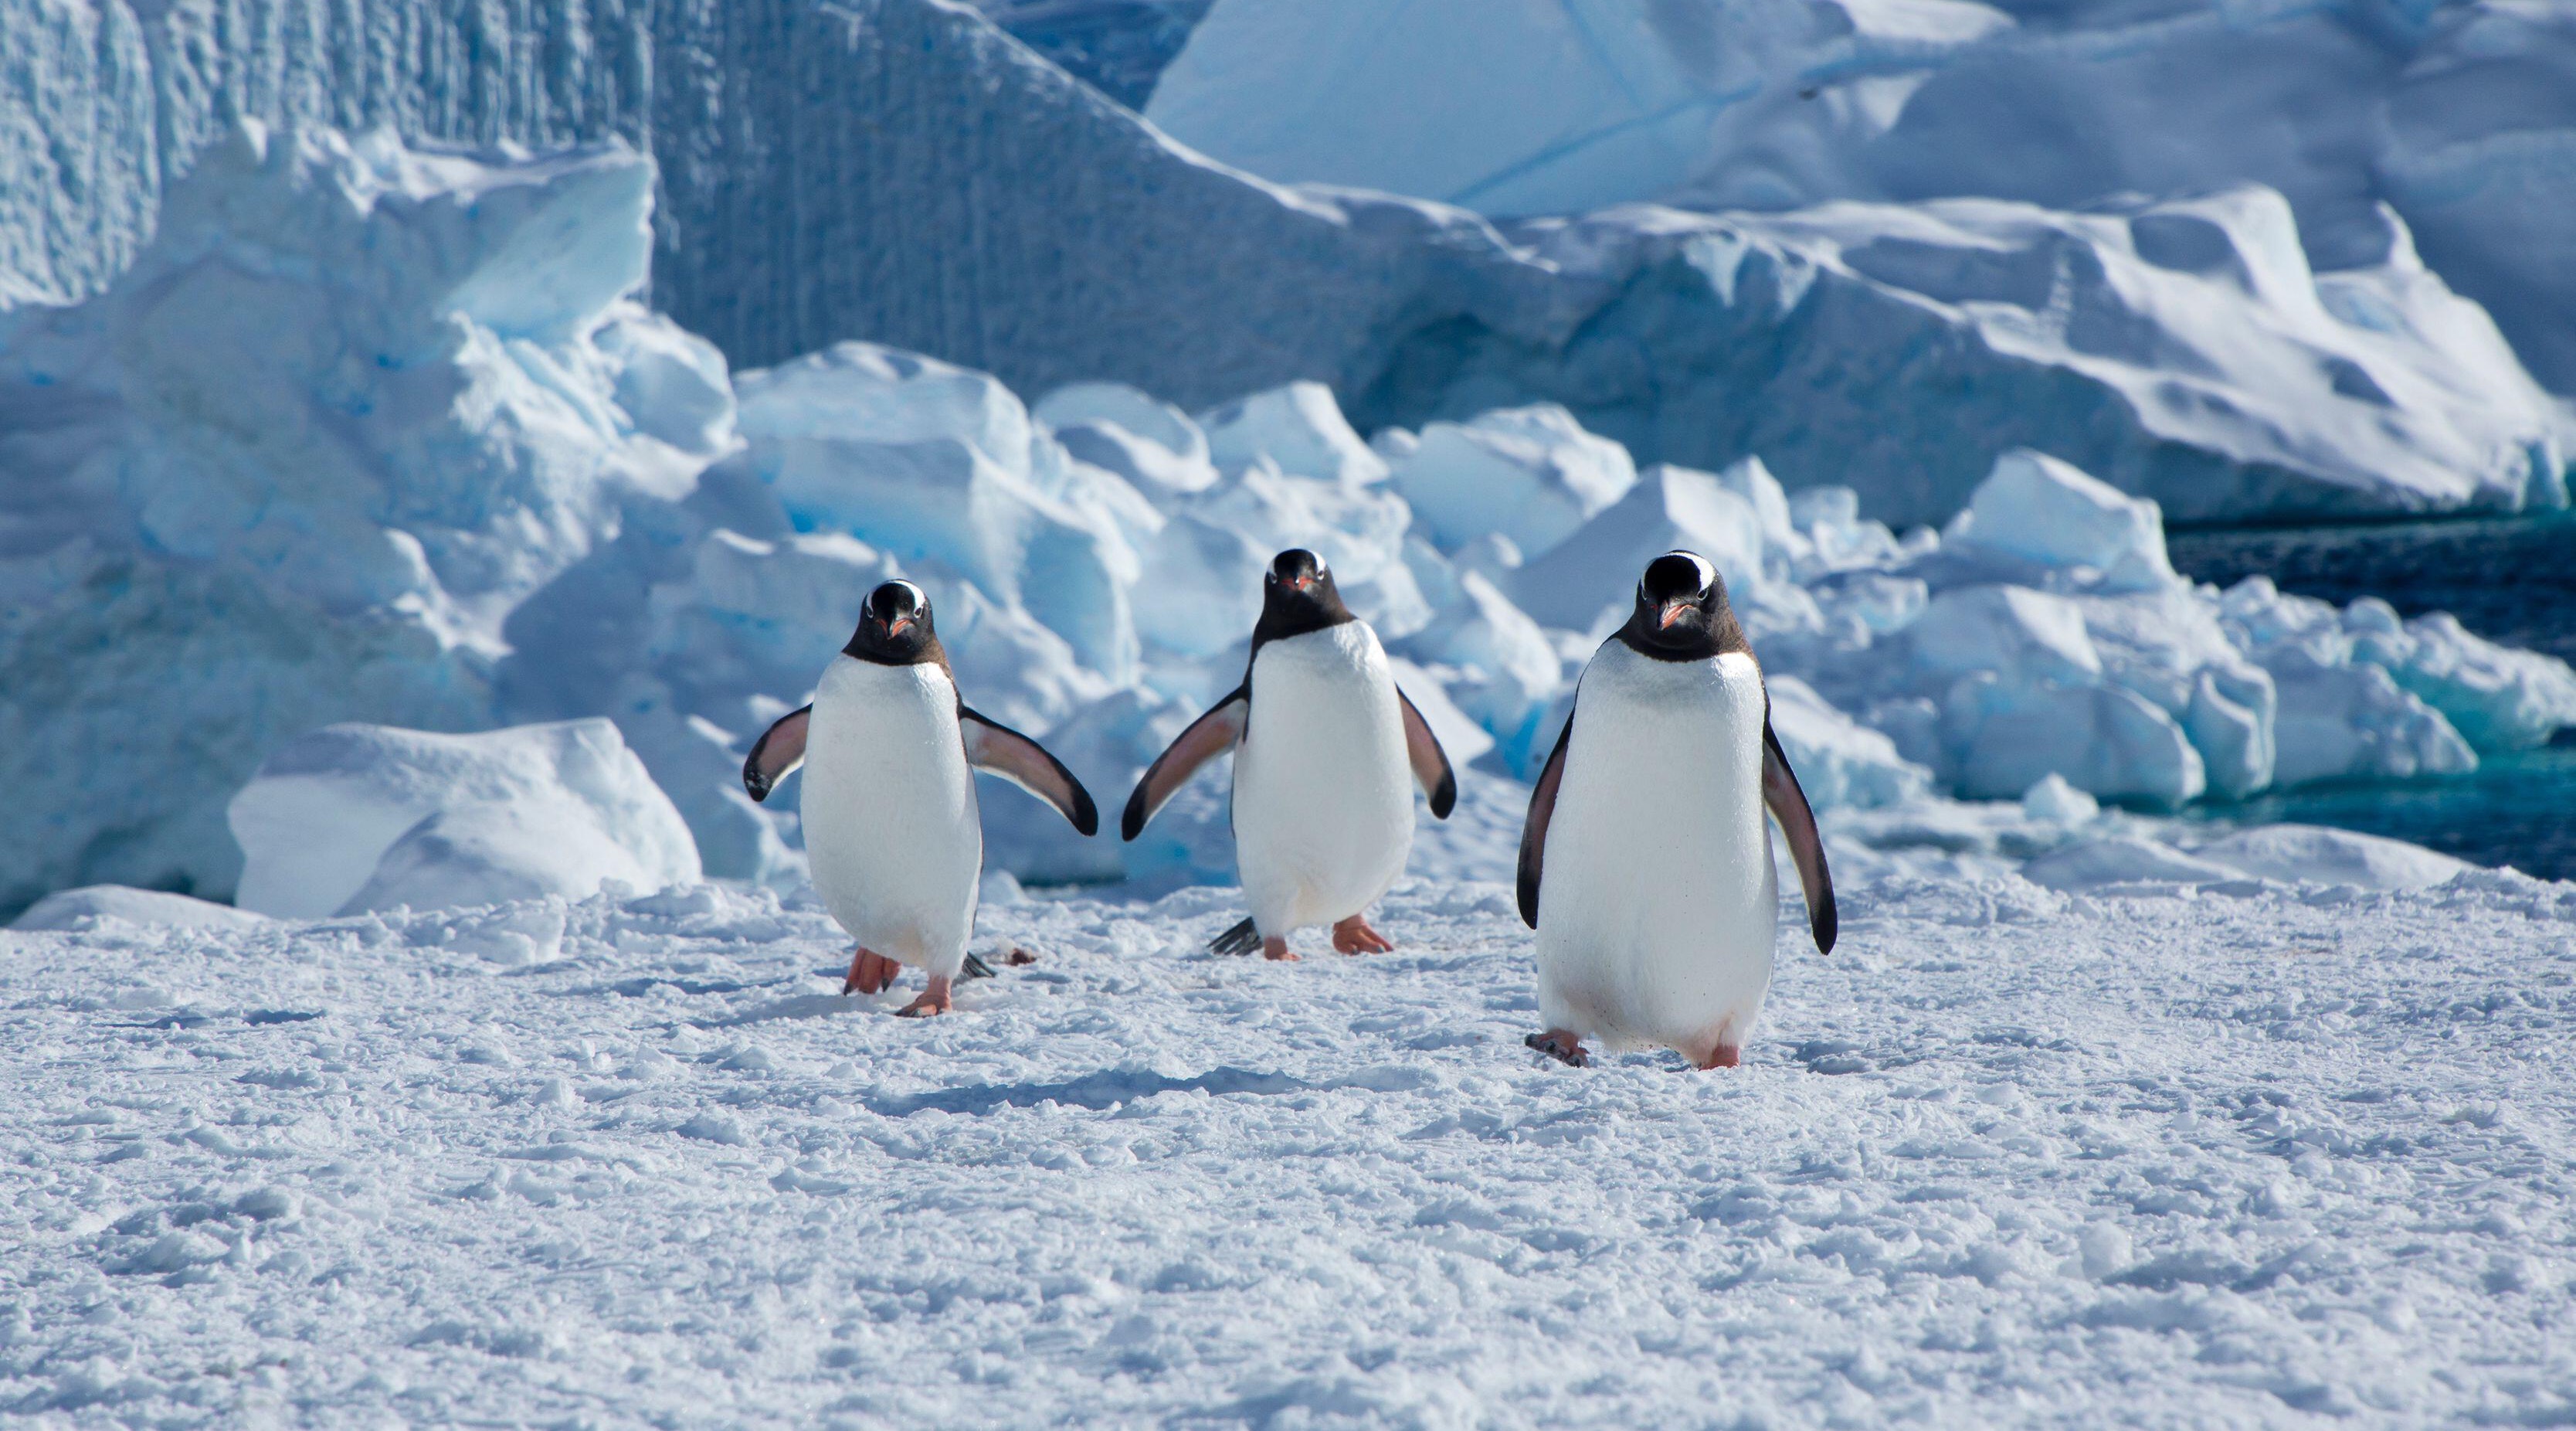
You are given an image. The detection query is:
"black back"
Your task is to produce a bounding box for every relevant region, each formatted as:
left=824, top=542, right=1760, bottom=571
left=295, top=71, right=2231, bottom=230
left=1247, top=548, right=1356, bottom=668
left=1614, top=551, right=1748, bottom=663
left=843, top=580, right=949, bottom=668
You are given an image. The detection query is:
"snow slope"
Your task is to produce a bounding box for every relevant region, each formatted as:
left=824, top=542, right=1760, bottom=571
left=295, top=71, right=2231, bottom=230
left=3, top=872, right=2573, bottom=1423
left=1152, top=0, right=2576, bottom=396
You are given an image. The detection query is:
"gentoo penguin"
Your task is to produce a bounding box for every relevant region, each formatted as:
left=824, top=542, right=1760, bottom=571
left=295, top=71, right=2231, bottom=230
left=1515, top=551, right=1837, bottom=1069
left=1122, top=549, right=1457, bottom=960
left=741, top=580, right=1098, bottom=1017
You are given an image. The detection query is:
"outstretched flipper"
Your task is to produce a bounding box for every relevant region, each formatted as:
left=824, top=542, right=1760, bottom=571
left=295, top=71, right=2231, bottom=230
left=1121, top=685, right=1250, bottom=841
left=960, top=707, right=1098, bottom=835
left=742, top=705, right=813, bottom=803
left=1395, top=687, right=1458, bottom=819
left=1515, top=705, right=1577, bottom=929
left=1762, top=721, right=1838, bottom=953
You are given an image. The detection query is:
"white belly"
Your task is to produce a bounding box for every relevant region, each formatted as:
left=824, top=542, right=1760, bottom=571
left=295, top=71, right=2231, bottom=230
left=800, top=657, right=982, bottom=975
left=1232, top=623, right=1417, bottom=935
left=1536, top=645, right=1777, bottom=1059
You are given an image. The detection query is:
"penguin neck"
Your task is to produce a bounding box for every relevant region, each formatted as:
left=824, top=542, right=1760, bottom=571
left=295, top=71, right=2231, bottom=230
left=843, top=631, right=952, bottom=673
left=1251, top=591, right=1356, bottom=655
left=1614, top=604, right=1750, bottom=664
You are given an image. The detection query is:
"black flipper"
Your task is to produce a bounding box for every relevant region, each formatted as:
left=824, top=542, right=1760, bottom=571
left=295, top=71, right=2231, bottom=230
left=1762, top=720, right=1838, bottom=953
left=1395, top=686, right=1458, bottom=819
left=1515, top=703, right=1577, bottom=929
left=742, top=705, right=813, bottom=803
left=1122, top=685, right=1250, bottom=841
left=1208, top=917, right=1261, bottom=957
left=959, top=706, right=1098, bottom=834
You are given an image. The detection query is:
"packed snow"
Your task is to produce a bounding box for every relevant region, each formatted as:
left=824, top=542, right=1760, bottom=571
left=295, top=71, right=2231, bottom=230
left=5, top=868, right=2574, bottom=1423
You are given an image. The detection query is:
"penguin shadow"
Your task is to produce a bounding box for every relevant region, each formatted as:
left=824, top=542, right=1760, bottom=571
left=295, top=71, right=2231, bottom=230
left=865, top=1066, right=1314, bottom=1118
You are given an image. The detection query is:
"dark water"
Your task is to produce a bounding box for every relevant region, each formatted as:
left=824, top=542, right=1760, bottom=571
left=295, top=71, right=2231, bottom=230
left=2167, top=513, right=2576, bottom=879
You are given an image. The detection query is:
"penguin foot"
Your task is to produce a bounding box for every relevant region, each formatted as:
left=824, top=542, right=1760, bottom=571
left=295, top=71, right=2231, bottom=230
left=894, top=975, right=952, bottom=1018
left=1330, top=916, right=1393, bottom=955
left=1526, top=1030, right=1589, bottom=1067
left=1261, top=936, right=1299, bottom=962
left=843, top=947, right=901, bottom=996
left=1695, top=1044, right=1742, bottom=1071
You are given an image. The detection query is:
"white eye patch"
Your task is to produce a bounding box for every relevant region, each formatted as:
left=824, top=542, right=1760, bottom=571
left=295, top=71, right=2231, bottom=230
left=1662, top=551, right=1714, bottom=592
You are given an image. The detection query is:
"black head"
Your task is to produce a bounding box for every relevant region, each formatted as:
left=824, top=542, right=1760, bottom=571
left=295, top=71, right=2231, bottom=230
left=1253, top=548, right=1355, bottom=647
left=844, top=580, right=940, bottom=665
left=1615, top=551, right=1746, bottom=661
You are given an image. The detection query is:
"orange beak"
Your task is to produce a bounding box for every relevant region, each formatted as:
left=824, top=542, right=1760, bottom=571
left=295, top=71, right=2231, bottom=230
left=887, top=614, right=915, bottom=637
left=1658, top=599, right=1692, bottom=631
left=1291, top=574, right=1317, bottom=593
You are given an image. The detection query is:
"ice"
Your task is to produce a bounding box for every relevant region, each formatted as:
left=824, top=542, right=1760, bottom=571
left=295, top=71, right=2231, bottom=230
left=1397, top=573, right=1565, bottom=774
left=1154, top=0, right=2576, bottom=397
left=2019, top=773, right=2100, bottom=827
left=12, top=0, right=2564, bottom=533
left=228, top=719, right=699, bottom=919
left=1034, top=382, right=1220, bottom=505
left=1197, top=380, right=1389, bottom=488
left=1386, top=403, right=1636, bottom=559
left=1946, top=450, right=2179, bottom=595
left=731, top=343, right=1139, bottom=683
left=8, top=886, right=271, bottom=933
left=0, top=122, right=731, bottom=913
left=1766, top=675, right=1932, bottom=811
left=1509, top=463, right=1782, bottom=633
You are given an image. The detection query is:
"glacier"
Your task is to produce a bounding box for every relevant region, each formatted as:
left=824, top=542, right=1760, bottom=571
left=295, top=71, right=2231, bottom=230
left=1152, top=0, right=2576, bottom=397
left=5, top=117, right=2573, bottom=919
left=5, top=0, right=2565, bottom=531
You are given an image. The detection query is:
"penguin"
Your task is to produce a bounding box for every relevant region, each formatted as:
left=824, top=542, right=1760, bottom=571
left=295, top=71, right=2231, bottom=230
left=1122, top=549, right=1457, bottom=960
left=1514, top=551, right=1837, bottom=1069
left=741, top=580, right=1098, bottom=1017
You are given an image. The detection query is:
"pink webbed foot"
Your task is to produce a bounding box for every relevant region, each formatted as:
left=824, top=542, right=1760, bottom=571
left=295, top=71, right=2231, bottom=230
left=843, top=947, right=901, bottom=996
left=1526, top=1029, right=1590, bottom=1067
left=1261, top=936, right=1299, bottom=962
left=1330, top=914, right=1393, bottom=955
left=894, top=974, right=953, bottom=1018
left=1695, top=1043, right=1742, bottom=1071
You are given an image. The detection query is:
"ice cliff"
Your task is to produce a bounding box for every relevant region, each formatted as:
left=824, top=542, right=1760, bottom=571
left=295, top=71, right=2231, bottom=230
left=5, top=0, right=2564, bottom=528
left=1153, top=0, right=2576, bottom=397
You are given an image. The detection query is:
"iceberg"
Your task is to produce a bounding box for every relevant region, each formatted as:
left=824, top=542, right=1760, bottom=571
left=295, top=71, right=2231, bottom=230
left=228, top=720, right=701, bottom=919
left=1155, top=0, right=2576, bottom=396
left=0, top=122, right=731, bottom=913
left=1386, top=404, right=1636, bottom=559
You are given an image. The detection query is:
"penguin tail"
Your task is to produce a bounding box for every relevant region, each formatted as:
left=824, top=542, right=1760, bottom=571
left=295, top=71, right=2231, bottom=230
left=1207, top=918, right=1261, bottom=957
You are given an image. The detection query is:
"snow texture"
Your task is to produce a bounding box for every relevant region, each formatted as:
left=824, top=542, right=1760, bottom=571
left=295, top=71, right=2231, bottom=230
left=2, top=870, right=2574, bottom=1422
left=1153, top=0, right=2576, bottom=398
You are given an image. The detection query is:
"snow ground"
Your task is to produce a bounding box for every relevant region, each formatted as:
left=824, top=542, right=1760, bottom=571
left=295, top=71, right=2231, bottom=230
left=7, top=875, right=2574, bottom=1424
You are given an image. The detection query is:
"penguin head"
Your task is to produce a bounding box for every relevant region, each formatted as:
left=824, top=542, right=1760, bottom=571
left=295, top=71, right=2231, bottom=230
left=1621, top=551, right=1742, bottom=661
left=1258, top=548, right=1351, bottom=628
left=845, top=580, right=937, bottom=663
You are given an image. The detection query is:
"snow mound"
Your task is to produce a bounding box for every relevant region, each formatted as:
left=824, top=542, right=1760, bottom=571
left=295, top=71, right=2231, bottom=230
left=2019, top=836, right=2247, bottom=892
left=8, top=886, right=269, bottom=933
left=2192, top=824, right=2472, bottom=892
left=0, top=121, right=732, bottom=915
left=229, top=720, right=700, bottom=917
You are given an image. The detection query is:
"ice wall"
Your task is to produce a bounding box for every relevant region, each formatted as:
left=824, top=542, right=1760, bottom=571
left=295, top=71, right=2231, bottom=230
left=0, top=121, right=733, bottom=913
left=10, top=0, right=2560, bottom=531
left=1153, top=0, right=2576, bottom=397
